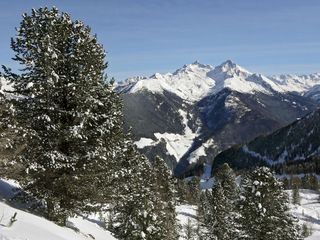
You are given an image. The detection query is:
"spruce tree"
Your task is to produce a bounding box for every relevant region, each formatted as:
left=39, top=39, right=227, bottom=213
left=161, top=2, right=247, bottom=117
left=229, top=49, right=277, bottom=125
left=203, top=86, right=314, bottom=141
left=206, top=181, right=237, bottom=240
left=110, top=145, right=166, bottom=240
left=176, top=179, right=189, bottom=203
left=196, top=191, right=210, bottom=239
left=187, top=176, right=201, bottom=204
left=214, top=163, right=238, bottom=201
left=309, top=174, right=319, bottom=191
left=1, top=7, right=123, bottom=224
left=152, top=156, right=179, bottom=240
left=239, top=167, right=302, bottom=240
left=292, top=186, right=301, bottom=205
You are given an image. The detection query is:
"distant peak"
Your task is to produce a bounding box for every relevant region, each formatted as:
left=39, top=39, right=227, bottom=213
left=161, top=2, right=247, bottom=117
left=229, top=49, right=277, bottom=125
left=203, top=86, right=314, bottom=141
left=208, top=60, right=251, bottom=81
left=217, top=59, right=239, bottom=69
left=150, top=72, right=163, bottom=79
left=175, top=61, right=212, bottom=75
left=214, top=60, right=250, bottom=73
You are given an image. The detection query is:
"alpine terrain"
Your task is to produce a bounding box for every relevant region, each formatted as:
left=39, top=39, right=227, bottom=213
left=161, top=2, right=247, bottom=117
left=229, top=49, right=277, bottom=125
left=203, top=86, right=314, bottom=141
left=116, top=60, right=320, bottom=176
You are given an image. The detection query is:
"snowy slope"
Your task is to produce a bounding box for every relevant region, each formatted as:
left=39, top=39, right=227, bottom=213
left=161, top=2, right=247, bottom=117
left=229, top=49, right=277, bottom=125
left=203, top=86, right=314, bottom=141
left=0, top=179, right=116, bottom=240
left=288, top=189, right=320, bottom=239
left=0, top=201, right=116, bottom=240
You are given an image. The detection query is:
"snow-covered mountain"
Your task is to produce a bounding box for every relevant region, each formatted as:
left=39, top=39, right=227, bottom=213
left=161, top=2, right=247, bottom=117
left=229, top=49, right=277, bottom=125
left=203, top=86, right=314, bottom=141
left=117, top=60, right=320, bottom=176
left=118, top=60, right=320, bottom=101
left=117, top=61, right=214, bottom=102
left=270, top=73, right=320, bottom=95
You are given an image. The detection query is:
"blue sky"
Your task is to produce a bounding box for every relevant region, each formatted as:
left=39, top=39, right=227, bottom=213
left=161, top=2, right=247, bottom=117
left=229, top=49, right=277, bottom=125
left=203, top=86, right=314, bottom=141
left=0, top=0, right=320, bottom=80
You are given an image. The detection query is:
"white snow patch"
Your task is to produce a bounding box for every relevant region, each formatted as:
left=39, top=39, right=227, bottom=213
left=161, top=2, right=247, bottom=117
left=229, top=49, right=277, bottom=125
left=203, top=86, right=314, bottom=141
left=135, top=137, right=158, bottom=149
left=153, top=109, right=198, bottom=161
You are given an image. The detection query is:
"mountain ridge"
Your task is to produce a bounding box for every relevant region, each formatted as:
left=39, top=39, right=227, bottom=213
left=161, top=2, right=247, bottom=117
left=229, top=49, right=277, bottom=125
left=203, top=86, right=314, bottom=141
left=212, top=107, right=320, bottom=175
left=117, top=60, right=320, bottom=103
left=117, top=60, right=320, bottom=176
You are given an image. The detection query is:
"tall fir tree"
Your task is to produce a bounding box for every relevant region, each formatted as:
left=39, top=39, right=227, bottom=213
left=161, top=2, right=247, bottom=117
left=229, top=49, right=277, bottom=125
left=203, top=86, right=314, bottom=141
left=1, top=7, right=124, bottom=224
left=187, top=176, right=201, bottom=204
left=239, top=167, right=302, bottom=240
left=176, top=179, right=189, bottom=204
left=152, top=156, right=179, bottom=240
left=206, top=181, right=238, bottom=240
left=214, top=163, right=238, bottom=201
left=292, top=186, right=301, bottom=205
left=196, top=190, right=211, bottom=239
left=110, top=145, right=168, bottom=240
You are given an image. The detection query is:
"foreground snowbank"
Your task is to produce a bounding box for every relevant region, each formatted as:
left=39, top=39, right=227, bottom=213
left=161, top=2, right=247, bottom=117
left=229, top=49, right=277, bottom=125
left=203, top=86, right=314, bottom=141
left=0, top=179, right=116, bottom=240
left=1, top=178, right=320, bottom=240
left=0, top=201, right=116, bottom=240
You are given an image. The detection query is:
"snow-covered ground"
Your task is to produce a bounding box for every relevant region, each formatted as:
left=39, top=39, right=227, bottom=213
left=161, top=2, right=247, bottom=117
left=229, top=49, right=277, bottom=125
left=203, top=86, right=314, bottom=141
left=0, top=179, right=116, bottom=240
left=1, top=178, right=320, bottom=239
left=0, top=201, right=116, bottom=240
left=288, top=189, right=320, bottom=239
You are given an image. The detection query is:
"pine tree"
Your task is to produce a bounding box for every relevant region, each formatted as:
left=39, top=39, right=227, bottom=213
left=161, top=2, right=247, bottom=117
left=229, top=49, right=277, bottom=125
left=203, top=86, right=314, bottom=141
left=152, top=156, right=179, bottom=240
left=1, top=7, right=123, bottom=224
left=196, top=191, right=210, bottom=239
left=187, top=176, right=201, bottom=204
left=201, top=163, right=240, bottom=240
left=239, top=167, right=302, bottom=240
left=176, top=179, right=189, bottom=204
left=206, top=181, right=237, bottom=240
left=302, top=174, right=311, bottom=189
left=291, top=176, right=302, bottom=189
left=292, top=186, right=301, bottom=205
left=282, top=177, right=290, bottom=190
left=110, top=145, right=166, bottom=240
left=309, top=174, right=319, bottom=191
left=301, top=223, right=312, bottom=237
left=214, top=163, right=238, bottom=201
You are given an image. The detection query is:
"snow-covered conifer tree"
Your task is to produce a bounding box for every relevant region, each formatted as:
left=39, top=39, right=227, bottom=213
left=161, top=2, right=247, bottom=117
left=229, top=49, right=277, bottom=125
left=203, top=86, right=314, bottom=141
left=206, top=182, right=237, bottom=240
left=1, top=7, right=123, bottom=224
left=214, top=163, right=238, bottom=201
left=111, top=145, right=167, bottom=240
left=239, top=167, right=302, bottom=240
left=152, top=156, right=179, bottom=239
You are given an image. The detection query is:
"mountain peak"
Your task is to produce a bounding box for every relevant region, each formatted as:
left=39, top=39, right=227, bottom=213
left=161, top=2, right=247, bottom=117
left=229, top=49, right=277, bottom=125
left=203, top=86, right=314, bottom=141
left=176, top=61, right=212, bottom=74
left=207, top=60, right=251, bottom=82
left=220, top=59, right=236, bottom=67
left=214, top=59, right=250, bottom=75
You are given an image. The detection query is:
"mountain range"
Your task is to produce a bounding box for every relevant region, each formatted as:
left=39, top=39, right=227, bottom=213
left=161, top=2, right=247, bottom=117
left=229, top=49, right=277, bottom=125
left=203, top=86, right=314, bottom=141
left=213, top=108, right=320, bottom=175
left=116, top=60, right=320, bottom=177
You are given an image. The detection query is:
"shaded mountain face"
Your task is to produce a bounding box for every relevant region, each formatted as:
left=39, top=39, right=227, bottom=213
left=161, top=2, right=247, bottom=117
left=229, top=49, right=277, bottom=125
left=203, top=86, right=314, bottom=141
left=213, top=108, right=320, bottom=175
left=116, top=60, right=320, bottom=176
